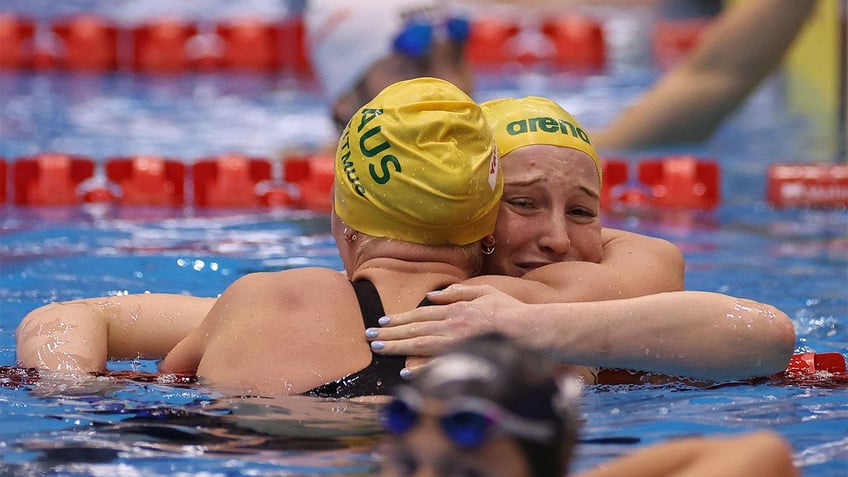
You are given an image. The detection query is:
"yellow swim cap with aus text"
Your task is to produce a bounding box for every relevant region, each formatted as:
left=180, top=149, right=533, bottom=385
left=334, top=77, right=502, bottom=246
left=481, top=96, right=601, bottom=184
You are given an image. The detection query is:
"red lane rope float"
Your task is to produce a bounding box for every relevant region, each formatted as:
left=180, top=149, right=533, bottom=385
left=51, top=14, right=119, bottom=72
left=637, top=155, right=719, bottom=209
left=0, top=13, right=35, bottom=69
left=541, top=15, right=606, bottom=73
left=602, top=155, right=720, bottom=211
left=466, top=15, right=606, bottom=72
left=283, top=153, right=334, bottom=213
left=774, top=351, right=848, bottom=387
left=193, top=154, right=271, bottom=208
left=13, top=153, right=95, bottom=206
left=465, top=17, right=521, bottom=69
left=784, top=352, right=847, bottom=377
left=216, top=18, right=282, bottom=72
left=599, top=159, right=629, bottom=211
left=277, top=15, right=312, bottom=77
left=131, top=18, right=199, bottom=73
left=651, top=18, right=713, bottom=71
left=0, top=158, right=7, bottom=204
left=766, top=163, right=848, bottom=209
left=104, top=156, right=186, bottom=206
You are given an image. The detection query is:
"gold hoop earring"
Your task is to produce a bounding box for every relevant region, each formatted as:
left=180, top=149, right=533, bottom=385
left=482, top=235, right=496, bottom=255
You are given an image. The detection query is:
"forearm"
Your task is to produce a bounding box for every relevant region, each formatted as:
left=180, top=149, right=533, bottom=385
left=15, top=294, right=215, bottom=373
left=575, top=431, right=798, bottom=477
left=524, top=229, right=684, bottom=301
left=16, top=301, right=110, bottom=373
left=510, top=291, right=795, bottom=380
left=686, top=0, right=817, bottom=79
left=596, top=0, right=818, bottom=148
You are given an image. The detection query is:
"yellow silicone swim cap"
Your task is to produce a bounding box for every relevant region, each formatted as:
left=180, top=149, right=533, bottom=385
left=481, top=97, right=601, bottom=184
left=334, top=77, right=502, bottom=246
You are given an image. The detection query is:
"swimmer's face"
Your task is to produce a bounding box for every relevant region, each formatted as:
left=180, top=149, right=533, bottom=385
left=380, top=397, right=532, bottom=477
left=366, top=37, right=473, bottom=98
left=483, top=144, right=603, bottom=277
left=333, top=38, right=473, bottom=129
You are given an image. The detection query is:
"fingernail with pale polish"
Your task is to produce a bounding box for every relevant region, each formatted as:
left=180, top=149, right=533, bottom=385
left=365, top=328, right=379, bottom=338
left=378, top=316, right=390, bottom=326
left=370, top=341, right=385, bottom=350
left=400, top=368, right=412, bottom=379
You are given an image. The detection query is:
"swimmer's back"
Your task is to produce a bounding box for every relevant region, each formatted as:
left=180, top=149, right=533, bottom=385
left=160, top=268, right=372, bottom=395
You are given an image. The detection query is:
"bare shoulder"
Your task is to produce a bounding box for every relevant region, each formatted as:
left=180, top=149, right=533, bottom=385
left=601, top=227, right=684, bottom=281
left=464, top=274, right=562, bottom=304
left=224, top=268, right=355, bottom=304
left=602, top=227, right=680, bottom=255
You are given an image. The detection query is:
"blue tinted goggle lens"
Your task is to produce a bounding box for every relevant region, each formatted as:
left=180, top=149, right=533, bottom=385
left=384, top=398, right=419, bottom=434
left=383, top=397, right=494, bottom=448
left=393, top=17, right=471, bottom=58
left=441, top=410, right=492, bottom=447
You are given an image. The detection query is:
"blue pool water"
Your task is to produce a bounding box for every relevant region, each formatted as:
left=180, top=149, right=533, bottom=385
left=2, top=2, right=847, bottom=476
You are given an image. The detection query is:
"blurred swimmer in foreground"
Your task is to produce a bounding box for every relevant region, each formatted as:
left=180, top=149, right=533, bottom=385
left=379, top=333, right=799, bottom=477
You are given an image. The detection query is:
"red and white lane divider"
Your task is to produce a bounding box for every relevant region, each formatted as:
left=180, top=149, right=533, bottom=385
left=0, top=11, right=722, bottom=74
left=2, top=153, right=845, bottom=211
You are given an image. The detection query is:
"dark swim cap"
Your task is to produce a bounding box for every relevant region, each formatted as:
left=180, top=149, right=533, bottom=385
left=410, top=332, right=582, bottom=477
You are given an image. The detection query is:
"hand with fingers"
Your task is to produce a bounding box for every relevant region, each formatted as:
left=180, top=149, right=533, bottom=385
left=365, top=284, right=530, bottom=378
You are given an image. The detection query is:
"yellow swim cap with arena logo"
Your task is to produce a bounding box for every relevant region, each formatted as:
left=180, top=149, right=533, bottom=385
left=334, top=77, right=503, bottom=246
left=481, top=96, right=602, bottom=184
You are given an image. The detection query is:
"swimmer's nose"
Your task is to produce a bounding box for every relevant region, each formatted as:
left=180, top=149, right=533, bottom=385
left=539, top=219, right=571, bottom=257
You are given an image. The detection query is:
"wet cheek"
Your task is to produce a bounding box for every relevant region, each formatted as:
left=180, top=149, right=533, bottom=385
left=577, top=231, right=603, bottom=262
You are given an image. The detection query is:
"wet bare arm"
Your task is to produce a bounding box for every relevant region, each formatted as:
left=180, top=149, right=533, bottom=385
left=516, top=228, right=684, bottom=302
left=15, top=294, right=215, bottom=373
left=594, top=0, right=818, bottom=149
left=574, top=431, right=798, bottom=477
left=372, top=285, right=795, bottom=381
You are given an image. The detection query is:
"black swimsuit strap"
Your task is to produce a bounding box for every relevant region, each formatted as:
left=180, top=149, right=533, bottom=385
left=303, top=279, right=406, bottom=398
left=351, top=279, right=386, bottom=328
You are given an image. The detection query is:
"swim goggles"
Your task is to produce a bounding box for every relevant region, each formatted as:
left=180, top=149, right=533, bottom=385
left=393, top=16, right=471, bottom=59
left=382, top=385, right=556, bottom=448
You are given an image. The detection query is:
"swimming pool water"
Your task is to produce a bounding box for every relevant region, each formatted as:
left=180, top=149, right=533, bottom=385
left=2, top=2, right=847, bottom=476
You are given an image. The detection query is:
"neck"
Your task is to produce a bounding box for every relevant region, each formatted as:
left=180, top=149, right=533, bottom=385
left=338, top=235, right=483, bottom=312
left=353, top=258, right=470, bottom=288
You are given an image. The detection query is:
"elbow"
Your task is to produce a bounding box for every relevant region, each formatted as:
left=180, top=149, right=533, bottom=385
left=760, top=304, right=797, bottom=375
left=669, top=246, right=685, bottom=291
left=15, top=306, right=49, bottom=368
left=775, top=308, right=797, bottom=363
left=657, top=238, right=686, bottom=291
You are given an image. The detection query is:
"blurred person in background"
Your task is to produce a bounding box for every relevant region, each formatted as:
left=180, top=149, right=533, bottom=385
left=304, top=0, right=819, bottom=150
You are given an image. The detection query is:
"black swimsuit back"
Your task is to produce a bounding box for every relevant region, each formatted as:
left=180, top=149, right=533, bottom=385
left=304, top=279, right=432, bottom=399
